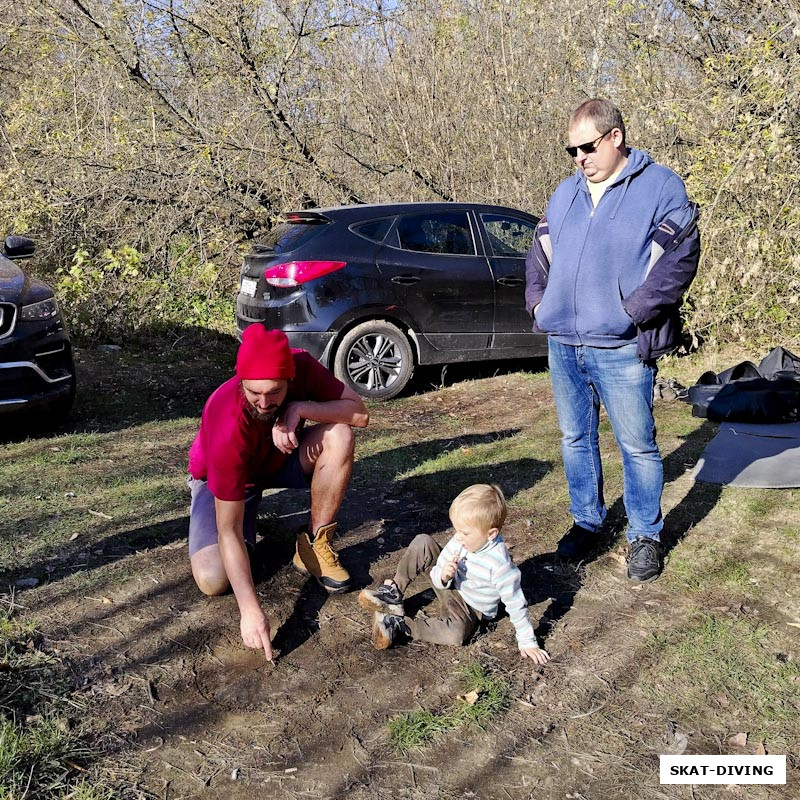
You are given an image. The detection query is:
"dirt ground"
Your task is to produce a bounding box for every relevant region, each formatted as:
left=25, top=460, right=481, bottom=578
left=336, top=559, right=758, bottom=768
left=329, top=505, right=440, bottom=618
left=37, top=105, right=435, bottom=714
left=9, top=344, right=799, bottom=800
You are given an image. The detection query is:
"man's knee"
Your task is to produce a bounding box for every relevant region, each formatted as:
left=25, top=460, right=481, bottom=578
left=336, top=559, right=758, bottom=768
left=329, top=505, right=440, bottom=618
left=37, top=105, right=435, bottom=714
left=190, top=547, right=230, bottom=596
left=322, top=422, right=355, bottom=457
left=193, top=569, right=230, bottom=597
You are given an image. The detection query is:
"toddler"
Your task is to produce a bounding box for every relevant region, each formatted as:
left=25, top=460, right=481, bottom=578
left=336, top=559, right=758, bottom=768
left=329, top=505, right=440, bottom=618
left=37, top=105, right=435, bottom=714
left=359, top=484, right=549, bottom=663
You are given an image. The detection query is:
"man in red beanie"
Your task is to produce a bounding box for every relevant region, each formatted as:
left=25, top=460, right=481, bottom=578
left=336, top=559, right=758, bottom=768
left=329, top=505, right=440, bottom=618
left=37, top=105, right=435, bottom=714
left=187, top=324, right=369, bottom=659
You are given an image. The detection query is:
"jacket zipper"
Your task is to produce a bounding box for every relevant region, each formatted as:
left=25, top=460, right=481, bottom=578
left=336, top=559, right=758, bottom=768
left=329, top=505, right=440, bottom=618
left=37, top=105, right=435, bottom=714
left=572, top=190, right=604, bottom=342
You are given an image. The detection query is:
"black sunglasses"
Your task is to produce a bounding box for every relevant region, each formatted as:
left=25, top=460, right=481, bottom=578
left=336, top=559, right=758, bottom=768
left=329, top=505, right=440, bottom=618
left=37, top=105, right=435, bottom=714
left=565, top=130, right=612, bottom=158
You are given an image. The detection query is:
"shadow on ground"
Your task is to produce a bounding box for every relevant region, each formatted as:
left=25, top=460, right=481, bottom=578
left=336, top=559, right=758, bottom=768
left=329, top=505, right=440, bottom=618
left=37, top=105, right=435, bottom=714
left=411, top=356, right=548, bottom=397
left=517, top=417, right=721, bottom=649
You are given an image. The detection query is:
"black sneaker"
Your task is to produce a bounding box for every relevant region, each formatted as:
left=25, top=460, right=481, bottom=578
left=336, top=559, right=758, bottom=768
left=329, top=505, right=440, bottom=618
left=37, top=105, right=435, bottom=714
left=372, top=612, right=411, bottom=650
left=627, top=536, right=661, bottom=582
left=359, top=580, right=404, bottom=616
left=555, top=523, right=594, bottom=560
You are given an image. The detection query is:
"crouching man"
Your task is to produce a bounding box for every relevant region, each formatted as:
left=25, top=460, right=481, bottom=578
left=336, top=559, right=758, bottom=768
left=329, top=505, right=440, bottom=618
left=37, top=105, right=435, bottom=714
left=187, top=324, right=369, bottom=659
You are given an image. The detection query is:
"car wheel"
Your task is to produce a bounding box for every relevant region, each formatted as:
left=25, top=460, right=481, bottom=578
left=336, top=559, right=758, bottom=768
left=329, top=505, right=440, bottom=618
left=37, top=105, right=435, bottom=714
left=333, top=321, right=414, bottom=400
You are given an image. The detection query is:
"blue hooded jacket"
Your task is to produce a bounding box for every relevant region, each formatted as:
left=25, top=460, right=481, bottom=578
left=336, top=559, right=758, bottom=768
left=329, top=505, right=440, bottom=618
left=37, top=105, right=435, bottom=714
left=525, top=148, right=700, bottom=359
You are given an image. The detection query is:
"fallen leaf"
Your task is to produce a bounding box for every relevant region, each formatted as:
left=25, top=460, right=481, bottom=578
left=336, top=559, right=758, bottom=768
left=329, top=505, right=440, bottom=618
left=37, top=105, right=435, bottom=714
left=609, top=552, right=627, bottom=566
left=754, top=742, right=767, bottom=755
left=69, top=532, right=79, bottom=541
left=728, top=732, right=748, bottom=748
left=88, top=510, right=113, bottom=520
left=459, top=690, right=480, bottom=705
left=787, top=622, right=800, bottom=629
left=101, top=596, right=114, bottom=605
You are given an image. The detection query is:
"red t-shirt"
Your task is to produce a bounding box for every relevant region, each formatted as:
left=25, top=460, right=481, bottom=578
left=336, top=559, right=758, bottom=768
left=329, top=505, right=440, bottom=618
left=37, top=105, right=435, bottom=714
left=188, top=351, right=345, bottom=501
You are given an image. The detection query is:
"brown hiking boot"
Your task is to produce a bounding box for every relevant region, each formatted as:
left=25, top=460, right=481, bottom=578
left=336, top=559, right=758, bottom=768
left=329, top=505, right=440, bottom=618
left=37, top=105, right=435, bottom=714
left=293, top=522, right=351, bottom=593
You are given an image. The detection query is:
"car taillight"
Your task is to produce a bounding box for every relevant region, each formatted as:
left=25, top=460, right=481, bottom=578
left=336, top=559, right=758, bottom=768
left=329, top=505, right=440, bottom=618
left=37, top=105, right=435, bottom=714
left=264, top=260, right=346, bottom=287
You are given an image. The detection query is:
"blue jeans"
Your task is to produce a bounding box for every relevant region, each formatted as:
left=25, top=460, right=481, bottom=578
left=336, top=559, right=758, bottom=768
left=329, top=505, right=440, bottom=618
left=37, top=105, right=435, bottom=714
left=548, top=339, right=663, bottom=542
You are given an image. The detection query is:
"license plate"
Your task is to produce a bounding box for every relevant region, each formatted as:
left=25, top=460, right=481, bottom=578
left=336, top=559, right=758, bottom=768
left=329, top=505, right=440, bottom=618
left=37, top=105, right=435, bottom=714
left=240, top=277, right=258, bottom=297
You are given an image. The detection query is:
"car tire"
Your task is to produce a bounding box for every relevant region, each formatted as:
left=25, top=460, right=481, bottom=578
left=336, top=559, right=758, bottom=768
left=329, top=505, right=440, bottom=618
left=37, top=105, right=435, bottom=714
left=333, top=320, right=414, bottom=400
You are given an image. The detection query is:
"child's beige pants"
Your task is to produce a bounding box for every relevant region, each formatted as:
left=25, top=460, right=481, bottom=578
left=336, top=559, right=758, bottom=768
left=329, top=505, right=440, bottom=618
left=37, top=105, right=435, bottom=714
left=392, top=534, right=482, bottom=646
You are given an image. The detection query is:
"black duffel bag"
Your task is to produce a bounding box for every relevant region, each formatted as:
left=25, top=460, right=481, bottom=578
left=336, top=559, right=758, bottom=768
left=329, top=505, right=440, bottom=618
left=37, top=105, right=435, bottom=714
left=689, top=347, right=800, bottom=423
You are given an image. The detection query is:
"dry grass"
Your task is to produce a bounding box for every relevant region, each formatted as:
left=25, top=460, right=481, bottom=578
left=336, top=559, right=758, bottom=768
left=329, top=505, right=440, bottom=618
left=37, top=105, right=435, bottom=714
left=0, top=342, right=798, bottom=798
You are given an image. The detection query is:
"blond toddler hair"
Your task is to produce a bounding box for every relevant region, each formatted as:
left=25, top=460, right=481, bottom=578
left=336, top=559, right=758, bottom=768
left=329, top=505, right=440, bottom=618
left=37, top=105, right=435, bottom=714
left=448, top=483, right=507, bottom=533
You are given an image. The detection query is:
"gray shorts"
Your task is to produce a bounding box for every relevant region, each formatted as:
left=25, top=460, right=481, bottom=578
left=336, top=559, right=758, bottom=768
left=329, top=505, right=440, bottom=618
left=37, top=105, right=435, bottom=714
left=188, top=446, right=310, bottom=557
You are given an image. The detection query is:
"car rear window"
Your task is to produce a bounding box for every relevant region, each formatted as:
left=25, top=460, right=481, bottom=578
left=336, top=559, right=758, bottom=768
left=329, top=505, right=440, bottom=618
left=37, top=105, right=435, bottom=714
left=395, top=212, right=474, bottom=255
left=257, top=220, right=328, bottom=254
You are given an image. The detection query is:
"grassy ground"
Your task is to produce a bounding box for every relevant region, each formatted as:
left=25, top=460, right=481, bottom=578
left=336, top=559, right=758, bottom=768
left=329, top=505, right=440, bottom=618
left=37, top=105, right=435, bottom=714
left=0, top=337, right=798, bottom=799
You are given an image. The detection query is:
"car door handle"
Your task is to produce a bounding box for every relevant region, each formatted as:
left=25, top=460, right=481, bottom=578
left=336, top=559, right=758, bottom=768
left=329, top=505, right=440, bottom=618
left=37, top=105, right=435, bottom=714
left=391, top=275, right=421, bottom=286
left=496, top=276, right=523, bottom=287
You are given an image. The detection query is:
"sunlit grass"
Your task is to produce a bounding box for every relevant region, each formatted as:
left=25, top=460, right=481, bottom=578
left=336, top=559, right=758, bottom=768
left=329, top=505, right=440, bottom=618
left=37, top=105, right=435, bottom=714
left=648, top=614, right=800, bottom=746
left=0, top=603, right=115, bottom=800
left=387, top=662, right=510, bottom=750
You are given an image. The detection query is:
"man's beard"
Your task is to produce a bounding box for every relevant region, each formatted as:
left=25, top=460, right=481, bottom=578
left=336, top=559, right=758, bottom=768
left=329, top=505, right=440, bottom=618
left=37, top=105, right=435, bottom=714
left=240, top=384, right=280, bottom=424
left=246, top=404, right=278, bottom=424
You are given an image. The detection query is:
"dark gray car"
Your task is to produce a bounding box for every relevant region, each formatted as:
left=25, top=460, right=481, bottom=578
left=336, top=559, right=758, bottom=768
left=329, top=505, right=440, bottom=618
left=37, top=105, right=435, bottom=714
left=237, top=202, right=546, bottom=399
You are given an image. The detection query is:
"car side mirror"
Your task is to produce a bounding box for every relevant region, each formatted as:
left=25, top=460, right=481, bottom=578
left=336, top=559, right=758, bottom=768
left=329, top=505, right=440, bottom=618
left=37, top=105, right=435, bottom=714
left=3, top=234, right=36, bottom=260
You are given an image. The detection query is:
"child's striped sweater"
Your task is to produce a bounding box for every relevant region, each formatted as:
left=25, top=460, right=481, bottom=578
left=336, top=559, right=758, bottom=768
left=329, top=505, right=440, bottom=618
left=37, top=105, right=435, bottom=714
left=430, top=533, right=538, bottom=649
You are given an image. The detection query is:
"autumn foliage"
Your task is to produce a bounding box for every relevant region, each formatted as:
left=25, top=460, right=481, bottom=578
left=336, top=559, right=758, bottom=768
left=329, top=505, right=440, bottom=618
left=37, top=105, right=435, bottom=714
left=0, top=0, right=797, bottom=347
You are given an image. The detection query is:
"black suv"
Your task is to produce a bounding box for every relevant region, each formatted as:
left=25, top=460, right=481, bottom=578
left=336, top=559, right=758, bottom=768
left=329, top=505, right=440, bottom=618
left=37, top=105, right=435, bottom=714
left=236, top=202, right=546, bottom=399
left=0, top=235, right=75, bottom=423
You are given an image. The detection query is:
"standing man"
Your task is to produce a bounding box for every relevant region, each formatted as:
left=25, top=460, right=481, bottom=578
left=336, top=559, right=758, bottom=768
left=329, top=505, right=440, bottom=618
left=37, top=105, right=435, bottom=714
left=188, top=324, right=369, bottom=658
left=525, top=98, right=700, bottom=581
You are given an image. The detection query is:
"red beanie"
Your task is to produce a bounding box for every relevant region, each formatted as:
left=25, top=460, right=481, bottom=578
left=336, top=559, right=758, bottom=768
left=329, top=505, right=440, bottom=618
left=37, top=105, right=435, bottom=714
left=236, top=326, right=296, bottom=380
